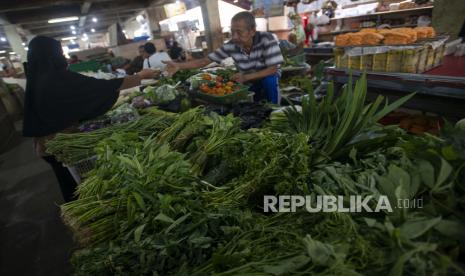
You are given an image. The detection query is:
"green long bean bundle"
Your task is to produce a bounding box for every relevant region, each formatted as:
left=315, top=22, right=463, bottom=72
left=46, top=111, right=177, bottom=164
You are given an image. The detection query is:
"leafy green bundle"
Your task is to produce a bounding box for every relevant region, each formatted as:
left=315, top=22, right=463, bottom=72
left=52, top=75, right=465, bottom=275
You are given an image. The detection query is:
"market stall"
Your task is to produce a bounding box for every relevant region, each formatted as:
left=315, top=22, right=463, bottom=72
left=4, top=0, right=465, bottom=275
left=42, top=60, right=465, bottom=275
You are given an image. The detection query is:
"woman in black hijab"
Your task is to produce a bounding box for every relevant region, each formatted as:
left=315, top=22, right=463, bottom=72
left=23, top=36, right=158, bottom=202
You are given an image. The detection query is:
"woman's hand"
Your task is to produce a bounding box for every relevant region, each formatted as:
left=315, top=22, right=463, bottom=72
left=119, top=69, right=160, bottom=90
left=137, top=69, right=161, bottom=79
left=162, top=60, right=180, bottom=76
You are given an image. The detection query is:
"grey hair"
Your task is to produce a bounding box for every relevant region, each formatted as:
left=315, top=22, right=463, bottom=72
left=231, top=11, right=256, bottom=30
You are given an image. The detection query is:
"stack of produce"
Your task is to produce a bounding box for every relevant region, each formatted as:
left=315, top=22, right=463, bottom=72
left=361, top=32, right=384, bottom=45
left=379, top=111, right=443, bottom=135
left=191, top=73, right=244, bottom=97
left=128, top=70, right=201, bottom=111
left=415, top=26, right=436, bottom=39
left=77, top=103, right=139, bottom=132
left=383, top=31, right=411, bottom=45
left=335, top=33, right=351, bottom=46
left=335, top=26, right=436, bottom=47
left=47, top=110, right=177, bottom=164
left=49, top=75, right=465, bottom=275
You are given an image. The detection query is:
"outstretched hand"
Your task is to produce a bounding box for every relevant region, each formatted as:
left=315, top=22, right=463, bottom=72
left=162, top=60, right=180, bottom=76
left=137, top=69, right=161, bottom=79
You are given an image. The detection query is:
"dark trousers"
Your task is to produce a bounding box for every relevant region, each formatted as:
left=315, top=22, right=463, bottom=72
left=249, top=74, right=280, bottom=104
left=42, top=155, right=77, bottom=202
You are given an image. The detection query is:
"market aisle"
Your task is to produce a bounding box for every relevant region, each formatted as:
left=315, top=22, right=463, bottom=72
left=0, top=130, right=74, bottom=276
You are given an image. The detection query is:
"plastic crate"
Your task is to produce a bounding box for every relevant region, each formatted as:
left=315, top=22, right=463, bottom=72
left=68, top=60, right=102, bottom=73
left=65, top=156, right=97, bottom=184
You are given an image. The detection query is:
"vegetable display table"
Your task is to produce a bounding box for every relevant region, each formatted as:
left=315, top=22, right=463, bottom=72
left=325, top=67, right=465, bottom=119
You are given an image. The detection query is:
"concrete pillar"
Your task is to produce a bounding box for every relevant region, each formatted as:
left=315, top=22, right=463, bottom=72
left=1, top=21, right=27, bottom=62
left=199, top=0, right=223, bottom=52
left=432, top=0, right=465, bottom=40
left=108, top=23, right=118, bottom=47
left=146, top=6, right=166, bottom=37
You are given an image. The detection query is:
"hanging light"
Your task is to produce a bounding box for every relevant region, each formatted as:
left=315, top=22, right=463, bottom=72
left=61, top=36, right=77, bottom=41
left=48, top=16, right=79, bottom=24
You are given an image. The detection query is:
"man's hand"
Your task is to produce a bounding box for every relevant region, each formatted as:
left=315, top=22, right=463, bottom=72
left=137, top=69, right=161, bottom=79
left=231, top=73, right=248, bottom=83
left=162, top=60, right=180, bottom=76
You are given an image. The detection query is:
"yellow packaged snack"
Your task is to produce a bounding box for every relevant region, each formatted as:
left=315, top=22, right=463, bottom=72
left=361, top=32, right=384, bottom=45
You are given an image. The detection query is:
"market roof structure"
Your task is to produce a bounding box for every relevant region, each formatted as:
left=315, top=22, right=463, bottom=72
left=0, top=0, right=155, bottom=39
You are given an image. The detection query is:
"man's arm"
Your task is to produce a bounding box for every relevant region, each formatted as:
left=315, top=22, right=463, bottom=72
left=163, top=56, right=211, bottom=75
left=232, top=65, right=278, bottom=83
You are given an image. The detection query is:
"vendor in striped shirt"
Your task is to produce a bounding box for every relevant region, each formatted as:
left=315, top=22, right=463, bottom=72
left=163, top=11, right=284, bottom=104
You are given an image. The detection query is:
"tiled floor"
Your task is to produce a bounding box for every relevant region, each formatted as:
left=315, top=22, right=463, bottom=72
left=0, top=130, right=74, bottom=276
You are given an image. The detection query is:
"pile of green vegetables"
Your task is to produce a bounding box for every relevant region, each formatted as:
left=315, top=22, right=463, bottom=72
left=48, top=75, right=465, bottom=275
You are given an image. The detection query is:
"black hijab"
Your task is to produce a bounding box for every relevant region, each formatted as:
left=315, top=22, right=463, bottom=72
left=23, top=36, right=123, bottom=137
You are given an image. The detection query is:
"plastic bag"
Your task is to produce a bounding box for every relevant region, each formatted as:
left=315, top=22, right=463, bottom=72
left=417, top=15, right=431, bottom=27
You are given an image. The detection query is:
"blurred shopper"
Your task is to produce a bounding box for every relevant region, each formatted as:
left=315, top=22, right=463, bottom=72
left=22, top=36, right=160, bottom=202
left=124, top=45, right=145, bottom=75
left=168, top=41, right=185, bottom=61
left=142, top=42, right=171, bottom=71
left=280, top=33, right=304, bottom=56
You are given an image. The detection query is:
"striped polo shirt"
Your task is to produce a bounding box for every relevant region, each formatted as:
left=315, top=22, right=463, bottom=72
left=208, top=31, right=284, bottom=74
